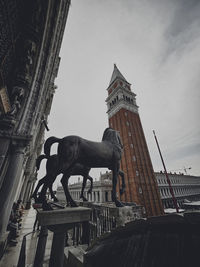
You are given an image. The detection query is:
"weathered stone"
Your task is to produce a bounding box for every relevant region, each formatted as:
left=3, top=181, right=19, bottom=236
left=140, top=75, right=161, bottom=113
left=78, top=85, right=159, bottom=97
left=37, top=207, right=91, bottom=226
left=34, top=207, right=91, bottom=267
left=64, top=246, right=87, bottom=267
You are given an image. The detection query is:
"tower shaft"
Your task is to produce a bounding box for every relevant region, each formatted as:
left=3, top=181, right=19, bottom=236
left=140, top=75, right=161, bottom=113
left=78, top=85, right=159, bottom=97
left=106, top=65, right=163, bottom=216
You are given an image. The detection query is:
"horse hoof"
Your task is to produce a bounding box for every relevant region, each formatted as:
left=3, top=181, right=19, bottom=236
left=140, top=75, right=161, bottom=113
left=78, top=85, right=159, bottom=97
left=115, top=200, right=124, bottom=207
left=70, top=202, right=78, bottom=207
left=80, top=197, right=88, bottom=202
left=42, top=201, right=53, bottom=211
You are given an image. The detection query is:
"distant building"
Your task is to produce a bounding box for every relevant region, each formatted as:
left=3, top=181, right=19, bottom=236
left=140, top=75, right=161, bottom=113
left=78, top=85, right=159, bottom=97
left=156, top=171, right=200, bottom=208
left=66, top=172, right=113, bottom=203
left=105, top=65, right=163, bottom=216
left=57, top=171, right=200, bottom=210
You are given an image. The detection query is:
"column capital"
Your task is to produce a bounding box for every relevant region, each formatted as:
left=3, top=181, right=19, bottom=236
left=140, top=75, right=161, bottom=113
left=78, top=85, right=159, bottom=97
left=10, top=134, right=32, bottom=154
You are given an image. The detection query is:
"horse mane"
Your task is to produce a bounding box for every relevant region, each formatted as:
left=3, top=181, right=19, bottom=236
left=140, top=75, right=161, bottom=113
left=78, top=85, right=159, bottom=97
left=102, top=127, right=123, bottom=148
left=102, top=127, right=113, bottom=141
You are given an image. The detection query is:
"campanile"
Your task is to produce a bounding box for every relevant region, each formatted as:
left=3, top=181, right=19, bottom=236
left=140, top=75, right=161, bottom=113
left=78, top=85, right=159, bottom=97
left=106, top=64, right=163, bottom=216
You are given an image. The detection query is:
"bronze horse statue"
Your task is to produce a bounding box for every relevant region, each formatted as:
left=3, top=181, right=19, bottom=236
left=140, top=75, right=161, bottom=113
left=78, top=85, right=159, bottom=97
left=43, top=127, right=125, bottom=207
left=32, top=154, right=93, bottom=203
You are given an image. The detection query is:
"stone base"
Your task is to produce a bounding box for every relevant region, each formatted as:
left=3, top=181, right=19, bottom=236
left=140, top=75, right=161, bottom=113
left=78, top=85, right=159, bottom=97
left=116, top=205, right=143, bottom=226
left=64, top=245, right=87, bottom=267
left=37, top=206, right=91, bottom=226
left=34, top=207, right=91, bottom=267
left=95, top=202, right=144, bottom=226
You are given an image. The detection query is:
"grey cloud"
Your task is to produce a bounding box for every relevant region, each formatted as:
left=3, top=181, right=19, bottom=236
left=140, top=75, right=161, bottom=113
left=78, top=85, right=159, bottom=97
left=43, top=0, right=200, bottom=179
left=163, top=0, right=200, bottom=57
left=166, top=142, right=200, bottom=161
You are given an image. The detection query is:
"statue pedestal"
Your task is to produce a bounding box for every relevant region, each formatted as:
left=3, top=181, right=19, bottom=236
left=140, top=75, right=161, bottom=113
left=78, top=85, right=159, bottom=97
left=34, top=207, right=91, bottom=267
left=115, top=205, right=143, bottom=226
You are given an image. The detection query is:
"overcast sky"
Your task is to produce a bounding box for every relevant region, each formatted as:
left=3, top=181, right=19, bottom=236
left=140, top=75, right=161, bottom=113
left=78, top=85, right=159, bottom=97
left=41, top=0, right=200, bottom=184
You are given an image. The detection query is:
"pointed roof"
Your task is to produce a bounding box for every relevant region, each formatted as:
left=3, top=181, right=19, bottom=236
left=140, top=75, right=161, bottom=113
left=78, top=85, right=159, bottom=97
left=109, top=64, right=128, bottom=86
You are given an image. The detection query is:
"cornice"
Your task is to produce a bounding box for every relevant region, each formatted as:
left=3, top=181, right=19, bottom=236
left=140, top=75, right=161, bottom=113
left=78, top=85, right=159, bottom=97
left=107, top=101, right=139, bottom=118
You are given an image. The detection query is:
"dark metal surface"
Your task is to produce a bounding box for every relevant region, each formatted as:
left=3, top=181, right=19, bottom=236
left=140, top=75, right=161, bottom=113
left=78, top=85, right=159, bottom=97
left=37, top=128, right=125, bottom=208
left=84, top=212, right=200, bottom=267
left=32, top=154, right=93, bottom=204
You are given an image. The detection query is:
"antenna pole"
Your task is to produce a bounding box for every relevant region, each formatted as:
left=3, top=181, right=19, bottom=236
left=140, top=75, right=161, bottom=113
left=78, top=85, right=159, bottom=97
left=153, top=130, right=179, bottom=213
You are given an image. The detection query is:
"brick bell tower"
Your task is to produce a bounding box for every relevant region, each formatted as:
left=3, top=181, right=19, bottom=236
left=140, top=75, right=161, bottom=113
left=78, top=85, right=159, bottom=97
left=106, top=64, right=163, bottom=216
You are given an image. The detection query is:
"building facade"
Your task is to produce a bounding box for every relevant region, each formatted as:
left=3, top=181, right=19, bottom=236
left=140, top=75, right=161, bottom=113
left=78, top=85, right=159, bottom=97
left=57, top=172, right=113, bottom=203
left=59, top=171, right=200, bottom=210
left=156, top=172, right=200, bottom=208
left=0, top=0, right=71, bottom=253
left=105, top=65, right=163, bottom=216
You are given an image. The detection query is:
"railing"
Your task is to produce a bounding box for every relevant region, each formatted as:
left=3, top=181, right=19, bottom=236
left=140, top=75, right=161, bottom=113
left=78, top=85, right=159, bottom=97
left=17, top=231, right=35, bottom=267
left=69, top=201, right=143, bottom=246
left=89, top=204, right=117, bottom=242
left=70, top=203, right=126, bottom=246
left=17, top=202, right=142, bottom=266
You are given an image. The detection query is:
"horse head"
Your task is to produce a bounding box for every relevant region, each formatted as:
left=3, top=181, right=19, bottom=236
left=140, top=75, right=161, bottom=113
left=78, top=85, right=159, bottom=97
left=102, top=127, right=123, bottom=149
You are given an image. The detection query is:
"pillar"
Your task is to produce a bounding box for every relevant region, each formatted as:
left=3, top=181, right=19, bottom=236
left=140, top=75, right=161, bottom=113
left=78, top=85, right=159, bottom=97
left=49, top=228, right=66, bottom=267
left=33, top=226, right=48, bottom=267
left=0, top=139, right=26, bottom=240
left=0, top=138, right=10, bottom=189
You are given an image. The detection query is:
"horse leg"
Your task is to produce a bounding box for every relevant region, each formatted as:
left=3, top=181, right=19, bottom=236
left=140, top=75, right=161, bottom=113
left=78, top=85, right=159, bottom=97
left=112, top=166, right=124, bottom=207
left=31, top=176, right=46, bottom=200
left=49, top=184, right=58, bottom=202
left=87, top=175, right=93, bottom=194
left=119, top=170, right=126, bottom=195
left=39, top=184, right=53, bottom=210
left=38, top=183, right=48, bottom=203
left=61, top=173, right=78, bottom=207
left=80, top=176, right=88, bottom=201
left=37, top=172, right=55, bottom=202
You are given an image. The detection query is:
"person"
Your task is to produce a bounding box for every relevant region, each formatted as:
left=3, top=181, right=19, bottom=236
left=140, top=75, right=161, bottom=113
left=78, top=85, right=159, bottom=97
left=16, top=199, right=24, bottom=229
left=7, top=203, right=19, bottom=245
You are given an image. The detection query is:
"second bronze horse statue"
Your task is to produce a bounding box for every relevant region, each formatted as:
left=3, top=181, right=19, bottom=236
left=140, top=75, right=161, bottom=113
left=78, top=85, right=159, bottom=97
left=42, top=127, right=125, bottom=207
left=32, top=154, right=93, bottom=203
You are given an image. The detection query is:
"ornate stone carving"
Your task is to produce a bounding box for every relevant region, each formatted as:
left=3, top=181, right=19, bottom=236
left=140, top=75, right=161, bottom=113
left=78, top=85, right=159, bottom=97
left=9, top=86, right=25, bottom=115
left=15, top=39, right=36, bottom=85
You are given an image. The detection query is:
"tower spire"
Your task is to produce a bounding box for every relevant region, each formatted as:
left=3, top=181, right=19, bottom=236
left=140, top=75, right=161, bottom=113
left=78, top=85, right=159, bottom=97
left=109, top=64, right=128, bottom=86
left=106, top=65, right=138, bottom=118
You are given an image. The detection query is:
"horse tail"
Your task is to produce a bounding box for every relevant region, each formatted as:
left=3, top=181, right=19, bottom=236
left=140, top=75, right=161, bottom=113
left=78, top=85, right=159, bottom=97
left=36, top=154, right=47, bottom=170
left=44, top=136, right=61, bottom=157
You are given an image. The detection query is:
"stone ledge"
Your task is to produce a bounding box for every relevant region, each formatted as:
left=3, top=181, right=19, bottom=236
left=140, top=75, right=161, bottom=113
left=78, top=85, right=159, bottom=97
left=37, top=207, right=91, bottom=226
